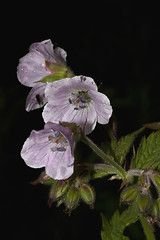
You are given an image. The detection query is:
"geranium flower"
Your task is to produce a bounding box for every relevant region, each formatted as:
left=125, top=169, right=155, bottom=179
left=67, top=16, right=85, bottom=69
left=21, top=122, right=75, bottom=180
left=17, top=39, right=73, bottom=111
left=42, top=76, right=113, bottom=135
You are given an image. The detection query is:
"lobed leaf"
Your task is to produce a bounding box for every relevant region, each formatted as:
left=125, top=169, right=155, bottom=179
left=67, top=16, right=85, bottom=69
left=101, top=213, right=112, bottom=240
left=132, top=130, right=160, bottom=170
left=101, top=206, right=138, bottom=240
left=113, top=128, right=144, bottom=165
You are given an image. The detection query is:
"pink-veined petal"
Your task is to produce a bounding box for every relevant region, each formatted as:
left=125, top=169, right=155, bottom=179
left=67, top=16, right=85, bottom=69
left=90, top=90, right=113, bottom=124
left=21, top=129, right=52, bottom=168
left=29, top=39, right=56, bottom=63
left=46, top=147, right=74, bottom=180
left=17, top=51, right=49, bottom=87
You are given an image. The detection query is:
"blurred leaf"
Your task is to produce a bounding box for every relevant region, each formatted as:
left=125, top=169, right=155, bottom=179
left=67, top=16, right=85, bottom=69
left=132, top=130, right=160, bottom=170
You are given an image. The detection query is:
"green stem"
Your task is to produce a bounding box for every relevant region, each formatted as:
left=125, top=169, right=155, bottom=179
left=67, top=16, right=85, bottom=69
left=81, top=135, right=127, bottom=180
left=139, top=215, right=155, bottom=240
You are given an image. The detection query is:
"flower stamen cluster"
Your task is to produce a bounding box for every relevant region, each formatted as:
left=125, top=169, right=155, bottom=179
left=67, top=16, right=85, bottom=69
left=48, top=131, right=68, bottom=152
left=69, top=90, right=91, bottom=110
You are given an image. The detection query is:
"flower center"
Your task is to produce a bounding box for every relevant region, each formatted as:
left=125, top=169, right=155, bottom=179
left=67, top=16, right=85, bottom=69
left=68, top=90, right=92, bottom=110
left=48, top=131, right=68, bottom=152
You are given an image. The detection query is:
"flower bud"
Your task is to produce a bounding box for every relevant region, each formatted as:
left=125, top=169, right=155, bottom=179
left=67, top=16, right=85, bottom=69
left=153, top=174, right=160, bottom=189
left=65, top=185, right=80, bottom=215
left=120, top=186, right=139, bottom=204
left=151, top=200, right=159, bottom=221
left=157, top=198, right=160, bottom=219
left=135, top=192, right=151, bottom=214
left=80, top=183, right=95, bottom=208
left=48, top=181, right=68, bottom=207
left=30, top=172, right=54, bottom=185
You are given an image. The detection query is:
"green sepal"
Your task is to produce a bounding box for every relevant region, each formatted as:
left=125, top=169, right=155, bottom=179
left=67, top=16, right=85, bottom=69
left=120, top=185, right=139, bottom=204
left=157, top=198, right=160, bottom=219
left=151, top=200, right=159, bottom=221
left=91, top=163, right=123, bottom=180
left=37, top=61, right=74, bottom=83
left=45, top=61, right=67, bottom=73
left=80, top=183, right=95, bottom=208
left=135, top=192, right=151, bottom=214
left=39, top=72, right=68, bottom=83
left=153, top=174, right=160, bottom=192
left=48, top=180, right=69, bottom=207
left=64, top=185, right=80, bottom=214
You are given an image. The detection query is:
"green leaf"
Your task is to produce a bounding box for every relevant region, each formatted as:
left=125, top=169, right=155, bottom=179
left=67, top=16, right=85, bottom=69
left=113, top=128, right=144, bottom=165
left=101, top=213, right=112, bottom=240
left=132, top=130, right=160, bottom=170
left=101, top=206, right=138, bottom=240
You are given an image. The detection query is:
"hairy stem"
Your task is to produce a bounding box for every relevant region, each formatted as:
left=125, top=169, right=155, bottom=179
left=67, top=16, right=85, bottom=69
left=81, top=135, right=127, bottom=179
left=139, top=215, right=155, bottom=240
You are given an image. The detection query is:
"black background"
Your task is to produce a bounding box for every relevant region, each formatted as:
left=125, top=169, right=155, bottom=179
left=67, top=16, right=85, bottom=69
left=1, top=1, right=160, bottom=239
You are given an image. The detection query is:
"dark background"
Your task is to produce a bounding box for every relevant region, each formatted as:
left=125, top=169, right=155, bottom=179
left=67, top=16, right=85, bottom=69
left=1, top=1, right=160, bottom=239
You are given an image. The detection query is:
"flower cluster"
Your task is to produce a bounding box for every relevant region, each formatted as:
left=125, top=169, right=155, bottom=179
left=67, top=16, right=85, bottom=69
left=17, top=39, right=112, bottom=181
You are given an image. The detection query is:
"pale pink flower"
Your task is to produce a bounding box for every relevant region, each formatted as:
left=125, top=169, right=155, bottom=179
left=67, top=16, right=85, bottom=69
left=17, top=39, right=70, bottom=111
left=42, top=76, right=113, bottom=135
left=21, top=122, right=75, bottom=180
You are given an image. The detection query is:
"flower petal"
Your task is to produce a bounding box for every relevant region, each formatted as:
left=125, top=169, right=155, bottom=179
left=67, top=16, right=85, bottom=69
left=90, top=90, right=113, bottom=124
left=21, top=129, right=52, bottom=168
left=62, top=104, right=97, bottom=134
left=17, top=51, right=49, bottom=87
left=44, top=82, right=70, bottom=105
left=54, top=47, right=67, bottom=64
left=42, top=103, right=69, bottom=123
left=45, top=76, right=98, bottom=99
left=26, top=84, right=47, bottom=111
left=46, top=147, right=74, bottom=180
left=29, top=39, right=56, bottom=63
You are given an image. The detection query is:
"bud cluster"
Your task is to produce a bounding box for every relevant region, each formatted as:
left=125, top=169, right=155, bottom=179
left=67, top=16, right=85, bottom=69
left=120, top=169, right=160, bottom=225
left=32, top=171, right=95, bottom=215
